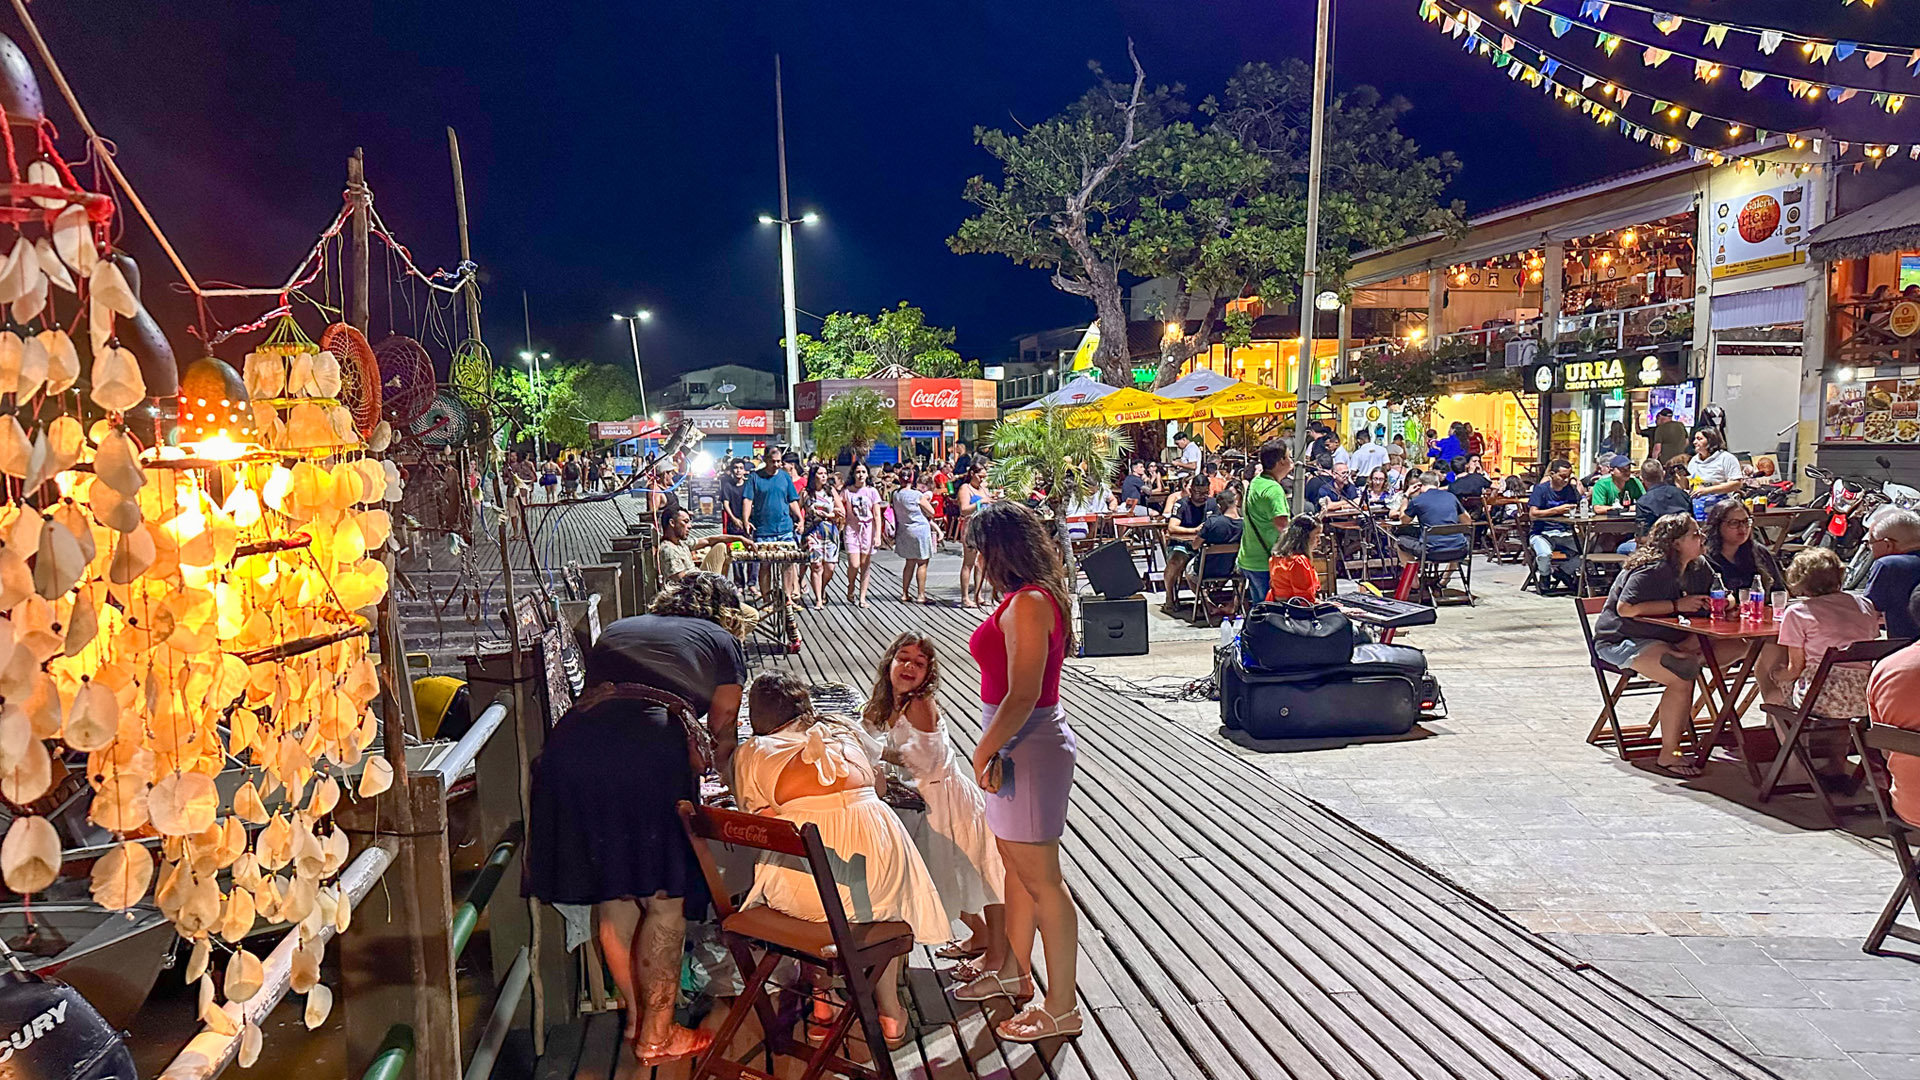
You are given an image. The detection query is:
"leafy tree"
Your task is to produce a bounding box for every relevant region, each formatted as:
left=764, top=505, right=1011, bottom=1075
left=951, top=44, right=1164, bottom=388
left=490, top=367, right=539, bottom=448
left=810, top=388, right=901, bottom=465
left=532, top=360, right=646, bottom=450
left=953, top=50, right=1462, bottom=389
left=986, top=405, right=1132, bottom=585
left=790, top=302, right=981, bottom=380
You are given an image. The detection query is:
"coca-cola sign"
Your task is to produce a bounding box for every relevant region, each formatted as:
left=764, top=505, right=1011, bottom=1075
left=664, top=409, right=776, bottom=436
left=898, top=379, right=962, bottom=419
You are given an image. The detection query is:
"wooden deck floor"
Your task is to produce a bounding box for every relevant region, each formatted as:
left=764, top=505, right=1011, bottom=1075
left=536, top=551, right=1783, bottom=1080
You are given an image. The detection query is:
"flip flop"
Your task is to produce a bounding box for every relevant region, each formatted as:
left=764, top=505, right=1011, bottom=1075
left=935, top=941, right=986, bottom=961
left=1650, top=758, right=1705, bottom=779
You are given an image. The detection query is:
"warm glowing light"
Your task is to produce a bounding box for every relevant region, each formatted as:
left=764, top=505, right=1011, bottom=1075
left=1599, top=252, right=1613, bottom=267
left=1451, top=392, right=1465, bottom=401
left=689, top=450, right=717, bottom=478
left=1802, top=41, right=1816, bottom=54
left=1667, top=106, right=1683, bottom=119
left=1837, top=367, right=1856, bottom=383
left=1621, top=229, right=1637, bottom=246
left=1727, top=125, right=1741, bottom=137
left=181, top=434, right=253, bottom=461
left=1529, top=269, right=1543, bottom=283
left=1165, top=321, right=1181, bottom=336
left=1406, top=326, right=1427, bottom=343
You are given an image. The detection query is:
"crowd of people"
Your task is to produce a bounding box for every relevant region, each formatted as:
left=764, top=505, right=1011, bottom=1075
left=505, top=450, right=622, bottom=502
left=525, top=498, right=1086, bottom=1064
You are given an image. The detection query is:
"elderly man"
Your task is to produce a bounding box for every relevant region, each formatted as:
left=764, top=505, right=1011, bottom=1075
left=1864, top=507, right=1920, bottom=639
left=1867, top=590, right=1920, bottom=829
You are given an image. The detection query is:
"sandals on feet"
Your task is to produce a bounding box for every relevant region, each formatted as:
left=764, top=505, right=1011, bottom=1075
left=1652, top=757, right=1705, bottom=778
left=997, top=1004, right=1083, bottom=1043
left=936, top=941, right=986, bottom=961
left=951, top=971, right=1033, bottom=1003
left=635, top=1025, right=715, bottom=1065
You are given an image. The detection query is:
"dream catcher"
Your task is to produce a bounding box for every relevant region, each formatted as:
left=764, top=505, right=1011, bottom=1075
left=449, top=337, right=491, bottom=411
left=408, top=387, right=474, bottom=448
left=317, top=323, right=383, bottom=441
left=373, top=335, right=435, bottom=428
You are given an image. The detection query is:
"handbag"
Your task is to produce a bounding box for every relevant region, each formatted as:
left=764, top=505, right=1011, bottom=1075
left=1239, top=597, right=1355, bottom=674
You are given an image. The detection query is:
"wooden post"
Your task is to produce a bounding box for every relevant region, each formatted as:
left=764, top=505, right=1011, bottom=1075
left=337, top=775, right=460, bottom=1080
left=449, top=125, right=551, bottom=1053
left=349, top=148, right=421, bottom=772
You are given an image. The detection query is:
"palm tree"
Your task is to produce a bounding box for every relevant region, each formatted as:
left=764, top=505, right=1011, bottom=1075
left=810, top=388, right=901, bottom=465
left=985, top=405, right=1131, bottom=584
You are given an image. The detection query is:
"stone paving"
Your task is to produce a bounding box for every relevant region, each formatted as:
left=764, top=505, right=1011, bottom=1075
left=1047, top=556, right=1920, bottom=1080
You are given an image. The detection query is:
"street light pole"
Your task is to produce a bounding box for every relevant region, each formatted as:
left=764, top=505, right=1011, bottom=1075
left=775, top=54, right=800, bottom=429
left=612, top=310, right=654, bottom=423
left=1291, top=0, right=1334, bottom=509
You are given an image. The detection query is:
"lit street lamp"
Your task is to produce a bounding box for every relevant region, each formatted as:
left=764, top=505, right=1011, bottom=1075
left=764, top=54, right=820, bottom=429
left=611, top=309, right=654, bottom=428
left=517, top=348, right=550, bottom=459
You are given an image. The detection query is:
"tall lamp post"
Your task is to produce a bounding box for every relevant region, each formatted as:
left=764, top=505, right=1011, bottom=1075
left=763, top=54, right=819, bottom=444
left=612, top=309, right=654, bottom=425
left=1291, top=0, right=1335, bottom=508
left=516, top=348, right=550, bottom=460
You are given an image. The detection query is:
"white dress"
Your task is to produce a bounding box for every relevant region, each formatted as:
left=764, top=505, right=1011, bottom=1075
left=887, top=711, right=1005, bottom=918
left=734, top=719, right=951, bottom=943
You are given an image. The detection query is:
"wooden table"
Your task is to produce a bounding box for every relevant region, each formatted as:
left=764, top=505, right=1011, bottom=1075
left=1565, top=510, right=1638, bottom=596
left=1750, top=505, right=1820, bottom=556
left=1641, top=612, right=1780, bottom=780
left=1112, top=515, right=1168, bottom=586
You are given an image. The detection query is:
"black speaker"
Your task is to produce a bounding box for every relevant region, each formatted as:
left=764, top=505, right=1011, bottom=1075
left=1080, top=595, right=1148, bottom=656
left=1079, top=539, right=1142, bottom=600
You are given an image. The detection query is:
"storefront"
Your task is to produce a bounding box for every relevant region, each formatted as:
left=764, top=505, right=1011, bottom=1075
left=794, top=375, right=998, bottom=463
left=1528, top=354, right=1695, bottom=472
left=661, top=408, right=784, bottom=461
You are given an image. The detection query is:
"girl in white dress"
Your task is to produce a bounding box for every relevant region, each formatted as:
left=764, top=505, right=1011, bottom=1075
left=735, top=673, right=950, bottom=1045
left=862, top=633, right=1009, bottom=977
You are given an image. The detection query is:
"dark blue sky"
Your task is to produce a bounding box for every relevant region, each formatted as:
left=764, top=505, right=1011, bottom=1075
left=29, top=0, right=1920, bottom=383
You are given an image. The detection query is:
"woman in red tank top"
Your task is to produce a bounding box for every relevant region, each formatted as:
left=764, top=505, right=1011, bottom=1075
left=953, top=501, right=1082, bottom=1042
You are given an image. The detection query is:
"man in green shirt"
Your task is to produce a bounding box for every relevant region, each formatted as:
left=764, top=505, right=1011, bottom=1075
left=1238, top=440, right=1295, bottom=603
left=1589, top=454, right=1643, bottom=513
left=1638, top=407, right=1691, bottom=467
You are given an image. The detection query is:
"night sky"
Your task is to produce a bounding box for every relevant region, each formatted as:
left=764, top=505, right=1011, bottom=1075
left=23, top=0, right=1920, bottom=387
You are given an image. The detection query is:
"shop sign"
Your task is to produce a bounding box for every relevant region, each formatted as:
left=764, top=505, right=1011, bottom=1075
left=1892, top=301, right=1920, bottom=339
left=666, top=409, right=772, bottom=436
left=589, top=421, right=640, bottom=439
left=1710, top=182, right=1812, bottom=279
left=901, top=379, right=962, bottom=419
left=1529, top=355, right=1662, bottom=393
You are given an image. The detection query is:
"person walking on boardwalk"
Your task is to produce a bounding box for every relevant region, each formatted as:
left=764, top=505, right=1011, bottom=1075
left=522, top=573, right=747, bottom=1065
left=960, top=501, right=1082, bottom=1042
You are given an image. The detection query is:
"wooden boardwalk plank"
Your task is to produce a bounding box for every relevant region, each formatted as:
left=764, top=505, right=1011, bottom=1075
left=756, top=597, right=1780, bottom=1080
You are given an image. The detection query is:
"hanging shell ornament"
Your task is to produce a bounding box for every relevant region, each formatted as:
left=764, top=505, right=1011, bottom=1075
left=0, top=815, right=59, bottom=893
left=89, top=841, right=153, bottom=910
left=89, top=259, right=138, bottom=318
left=303, top=983, right=333, bottom=1030
left=39, top=329, right=78, bottom=394
left=239, top=1023, right=263, bottom=1069
left=33, top=238, right=73, bottom=293
left=51, top=205, right=95, bottom=276
left=148, top=770, right=218, bottom=836
left=359, top=755, right=393, bottom=797
left=224, top=947, right=265, bottom=1003
left=90, top=347, right=147, bottom=412
left=15, top=333, right=47, bottom=399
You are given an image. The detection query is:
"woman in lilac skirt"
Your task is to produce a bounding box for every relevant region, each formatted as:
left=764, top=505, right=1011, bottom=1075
left=951, top=501, right=1081, bottom=1043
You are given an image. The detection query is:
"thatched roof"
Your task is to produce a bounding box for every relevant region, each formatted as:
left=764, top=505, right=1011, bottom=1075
left=1809, top=185, right=1920, bottom=263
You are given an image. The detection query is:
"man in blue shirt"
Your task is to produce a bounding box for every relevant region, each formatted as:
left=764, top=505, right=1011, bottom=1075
left=1393, top=471, right=1471, bottom=563
left=742, top=446, right=803, bottom=598
left=1119, top=461, right=1149, bottom=512
left=1527, top=458, right=1585, bottom=592
left=1864, top=508, right=1920, bottom=639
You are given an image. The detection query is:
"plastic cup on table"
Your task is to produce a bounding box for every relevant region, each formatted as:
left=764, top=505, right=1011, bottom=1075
left=1708, top=589, right=1728, bottom=621
left=1771, top=590, right=1789, bottom=622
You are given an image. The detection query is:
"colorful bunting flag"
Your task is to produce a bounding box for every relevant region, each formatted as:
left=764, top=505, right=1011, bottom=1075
left=1685, top=111, right=1701, bottom=128
left=1692, top=58, right=1713, bottom=81
left=1550, top=15, right=1570, bottom=37
left=1811, top=43, right=1835, bottom=64
left=1834, top=42, right=1858, bottom=62
left=1866, top=51, right=1887, bottom=69
left=1701, top=24, right=1727, bottom=48
left=1500, top=33, right=1515, bottom=51
left=1757, top=30, right=1783, bottom=55
left=1739, top=70, right=1766, bottom=91
left=1578, top=0, right=1608, bottom=19
left=1580, top=73, right=1597, bottom=89
left=1643, top=45, right=1671, bottom=67
left=1651, top=12, right=1681, bottom=34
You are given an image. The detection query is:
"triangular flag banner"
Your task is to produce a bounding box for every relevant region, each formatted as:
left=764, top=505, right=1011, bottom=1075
left=1493, top=49, right=1510, bottom=67
left=1465, top=12, right=1482, bottom=33
left=1839, top=141, right=1850, bottom=153
left=1579, top=0, right=1606, bottom=18
left=1813, top=139, right=1824, bottom=152
left=1581, top=73, right=1598, bottom=89
left=1419, top=0, right=1437, bottom=18
left=1702, top=24, right=1728, bottom=48
left=1509, top=60, right=1524, bottom=79
left=1836, top=87, right=1859, bottom=103
left=1617, top=90, right=1632, bottom=108
left=1601, top=33, right=1621, bottom=55
left=1757, top=30, right=1783, bottom=55
left=1890, top=145, right=1903, bottom=156
left=1740, top=70, right=1765, bottom=90
left=1651, top=13, right=1681, bottom=34
left=1685, top=111, right=1702, bottom=128
left=1893, top=95, right=1908, bottom=113
left=1506, top=2, right=1523, bottom=25
left=1541, top=58, right=1561, bottom=78
left=1500, top=34, right=1515, bottom=51
left=1550, top=15, right=1570, bottom=37
left=1834, top=42, right=1858, bottom=63
left=1812, top=43, right=1834, bottom=64
left=1644, top=46, right=1671, bottom=67
left=1693, top=59, right=1713, bottom=82
left=1866, top=51, right=1887, bottom=69
left=1452, top=18, right=1467, bottom=38
left=1442, top=15, right=1457, bottom=33
left=1909, top=145, right=1919, bottom=160
left=1651, top=98, right=1669, bottom=113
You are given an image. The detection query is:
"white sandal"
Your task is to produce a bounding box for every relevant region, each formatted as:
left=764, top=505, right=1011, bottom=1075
left=997, top=1003, right=1083, bottom=1043
left=950, top=970, right=1033, bottom=1003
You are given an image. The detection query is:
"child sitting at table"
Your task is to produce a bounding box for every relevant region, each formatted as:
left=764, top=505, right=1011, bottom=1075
left=1772, top=546, right=1881, bottom=719
left=1266, top=514, right=1323, bottom=604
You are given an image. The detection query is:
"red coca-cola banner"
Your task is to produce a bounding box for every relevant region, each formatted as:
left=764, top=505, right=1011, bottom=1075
left=794, top=377, right=997, bottom=422
left=899, top=379, right=961, bottom=419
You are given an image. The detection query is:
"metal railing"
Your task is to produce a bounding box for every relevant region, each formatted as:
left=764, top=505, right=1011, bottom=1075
left=1552, top=298, right=1694, bottom=357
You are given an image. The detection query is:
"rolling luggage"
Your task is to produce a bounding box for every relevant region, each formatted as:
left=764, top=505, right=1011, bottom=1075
left=1219, top=647, right=1430, bottom=740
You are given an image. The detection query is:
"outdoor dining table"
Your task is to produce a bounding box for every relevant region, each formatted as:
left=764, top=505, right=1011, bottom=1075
left=1749, top=505, right=1819, bottom=556
left=1640, top=611, right=1780, bottom=781
left=1113, top=515, right=1168, bottom=585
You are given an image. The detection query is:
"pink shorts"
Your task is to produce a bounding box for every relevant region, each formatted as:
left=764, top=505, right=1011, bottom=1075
left=844, top=525, right=875, bottom=556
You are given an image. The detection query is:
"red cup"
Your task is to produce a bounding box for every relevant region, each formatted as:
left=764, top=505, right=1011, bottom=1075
left=1708, top=595, right=1728, bottom=620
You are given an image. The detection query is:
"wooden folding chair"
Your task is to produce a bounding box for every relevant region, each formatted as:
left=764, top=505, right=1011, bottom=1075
left=678, top=801, right=914, bottom=1080
left=1849, top=719, right=1920, bottom=956
left=1576, top=596, right=1683, bottom=758
left=1758, top=639, right=1911, bottom=825
left=1187, top=542, right=1244, bottom=626
left=1414, top=523, right=1475, bottom=606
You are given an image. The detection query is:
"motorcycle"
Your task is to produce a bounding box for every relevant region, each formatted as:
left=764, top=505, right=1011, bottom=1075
left=1799, top=458, right=1918, bottom=590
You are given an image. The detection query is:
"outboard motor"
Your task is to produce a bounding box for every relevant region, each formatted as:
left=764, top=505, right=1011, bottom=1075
left=0, top=970, right=134, bottom=1080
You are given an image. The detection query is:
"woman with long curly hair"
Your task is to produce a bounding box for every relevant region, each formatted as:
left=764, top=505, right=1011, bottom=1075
left=863, top=633, right=1008, bottom=970
left=1591, top=513, right=1710, bottom=777
left=524, top=572, right=747, bottom=1064
left=956, top=501, right=1081, bottom=1042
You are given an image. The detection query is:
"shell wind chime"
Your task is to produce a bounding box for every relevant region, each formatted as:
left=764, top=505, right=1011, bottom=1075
left=0, top=253, right=402, bottom=1053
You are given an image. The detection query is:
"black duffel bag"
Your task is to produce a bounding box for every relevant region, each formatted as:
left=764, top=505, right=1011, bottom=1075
left=1239, top=598, right=1355, bottom=674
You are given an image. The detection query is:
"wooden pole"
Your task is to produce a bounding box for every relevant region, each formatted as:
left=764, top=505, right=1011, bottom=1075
left=350, top=148, right=420, bottom=786
left=449, top=125, right=551, bottom=1053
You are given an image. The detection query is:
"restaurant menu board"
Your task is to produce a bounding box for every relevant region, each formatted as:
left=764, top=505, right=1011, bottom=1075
left=1824, top=378, right=1920, bottom=444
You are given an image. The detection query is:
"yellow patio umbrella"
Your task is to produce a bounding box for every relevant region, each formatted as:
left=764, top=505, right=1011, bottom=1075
left=1191, top=383, right=1297, bottom=419
left=1092, top=386, right=1194, bottom=425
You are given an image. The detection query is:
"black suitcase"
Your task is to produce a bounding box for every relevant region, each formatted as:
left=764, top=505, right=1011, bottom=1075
left=1219, top=653, right=1421, bottom=739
